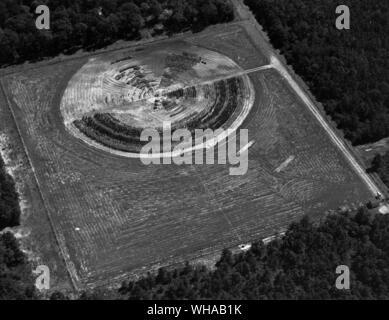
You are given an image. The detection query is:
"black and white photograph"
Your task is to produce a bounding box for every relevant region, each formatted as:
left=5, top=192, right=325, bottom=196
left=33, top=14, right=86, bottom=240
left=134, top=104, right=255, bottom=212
left=0, top=0, right=388, bottom=308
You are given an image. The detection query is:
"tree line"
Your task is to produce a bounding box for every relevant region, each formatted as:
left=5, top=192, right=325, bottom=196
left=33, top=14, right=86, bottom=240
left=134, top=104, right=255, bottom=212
left=0, top=0, right=234, bottom=66
left=0, top=157, right=36, bottom=299
left=0, top=156, right=20, bottom=229
left=0, top=232, right=36, bottom=299
left=244, top=0, right=389, bottom=145
left=113, top=208, right=389, bottom=300
left=49, top=207, right=389, bottom=300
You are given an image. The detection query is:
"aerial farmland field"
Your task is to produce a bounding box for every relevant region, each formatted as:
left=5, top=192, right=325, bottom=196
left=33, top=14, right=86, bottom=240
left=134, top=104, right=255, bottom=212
left=0, top=15, right=377, bottom=291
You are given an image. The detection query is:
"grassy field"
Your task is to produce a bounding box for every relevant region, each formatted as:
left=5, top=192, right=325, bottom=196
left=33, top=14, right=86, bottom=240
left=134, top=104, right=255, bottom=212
left=0, top=19, right=373, bottom=290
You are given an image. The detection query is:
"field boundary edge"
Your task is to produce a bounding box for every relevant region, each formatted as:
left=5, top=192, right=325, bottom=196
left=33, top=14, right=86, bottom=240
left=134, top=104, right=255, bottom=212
left=0, top=79, right=81, bottom=292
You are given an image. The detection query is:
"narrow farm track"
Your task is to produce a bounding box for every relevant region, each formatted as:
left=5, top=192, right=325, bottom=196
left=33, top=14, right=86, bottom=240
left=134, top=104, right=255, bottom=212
left=269, top=55, right=382, bottom=197
left=234, top=0, right=383, bottom=198
left=175, top=64, right=273, bottom=90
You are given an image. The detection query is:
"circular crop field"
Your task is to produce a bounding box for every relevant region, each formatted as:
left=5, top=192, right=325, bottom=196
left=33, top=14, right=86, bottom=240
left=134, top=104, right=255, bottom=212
left=60, top=41, right=255, bottom=158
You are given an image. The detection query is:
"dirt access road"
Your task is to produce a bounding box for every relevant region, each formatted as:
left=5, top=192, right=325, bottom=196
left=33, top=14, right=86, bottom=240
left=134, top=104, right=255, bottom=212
left=233, top=0, right=383, bottom=198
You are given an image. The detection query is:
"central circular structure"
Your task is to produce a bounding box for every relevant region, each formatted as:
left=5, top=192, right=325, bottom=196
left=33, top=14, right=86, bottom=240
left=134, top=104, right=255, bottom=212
left=60, top=41, right=255, bottom=157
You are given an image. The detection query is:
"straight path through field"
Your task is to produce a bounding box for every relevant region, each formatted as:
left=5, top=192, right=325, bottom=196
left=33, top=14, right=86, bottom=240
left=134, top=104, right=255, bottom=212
left=231, top=0, right=383, bottom=198
left=176, top=64, right=272, bottom=90
left=211, top=56, right=382, bottom=198
left=184, top=60, right=387, bottom=198
left=268, top=55, right=382, bottom=197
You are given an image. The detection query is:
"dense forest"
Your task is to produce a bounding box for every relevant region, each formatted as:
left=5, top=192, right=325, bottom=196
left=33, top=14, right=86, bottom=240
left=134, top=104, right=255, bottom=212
left=0, top=232, right=36, bottom=299
left=244, top=0, right=389, bottom=145
left=59, top=208, right=389, bottom=300
left=0, top=0, right=234, bottom=66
